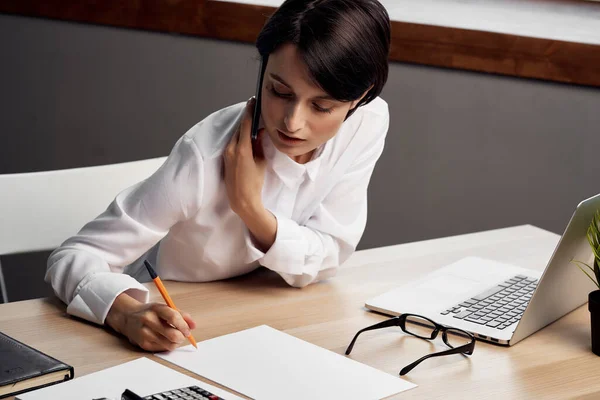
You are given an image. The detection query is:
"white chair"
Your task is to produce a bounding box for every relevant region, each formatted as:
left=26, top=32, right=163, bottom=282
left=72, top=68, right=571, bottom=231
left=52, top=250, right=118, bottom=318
left=0, top=157, right=167, bottom=303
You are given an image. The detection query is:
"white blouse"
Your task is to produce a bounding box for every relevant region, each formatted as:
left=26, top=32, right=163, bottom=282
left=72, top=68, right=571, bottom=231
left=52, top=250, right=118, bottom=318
left=46, top=97, right=389, bottom=325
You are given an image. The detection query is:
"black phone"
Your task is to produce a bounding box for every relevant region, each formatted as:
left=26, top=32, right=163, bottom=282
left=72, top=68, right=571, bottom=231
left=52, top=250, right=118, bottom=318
left=251, top=56, right=268, bottom=142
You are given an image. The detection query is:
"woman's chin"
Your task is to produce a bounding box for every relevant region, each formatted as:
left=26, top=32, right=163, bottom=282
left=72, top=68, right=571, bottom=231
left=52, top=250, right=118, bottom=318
left=272, top=139, right=304, bottom=156
left=277, top=146, right=303, bottom=158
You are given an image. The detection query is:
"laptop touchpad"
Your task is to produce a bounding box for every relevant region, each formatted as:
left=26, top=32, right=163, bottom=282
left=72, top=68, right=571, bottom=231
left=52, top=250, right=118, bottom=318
left=416, top=274, right=480, bottom=296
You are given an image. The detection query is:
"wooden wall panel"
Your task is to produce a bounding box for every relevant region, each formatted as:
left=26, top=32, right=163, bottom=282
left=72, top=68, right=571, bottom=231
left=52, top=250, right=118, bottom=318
left=1, top=0, right=599, bottom=87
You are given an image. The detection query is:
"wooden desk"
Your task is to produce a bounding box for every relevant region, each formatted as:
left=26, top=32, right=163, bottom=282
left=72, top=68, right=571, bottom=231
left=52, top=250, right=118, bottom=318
left=1, top=225, right=599, bottom=399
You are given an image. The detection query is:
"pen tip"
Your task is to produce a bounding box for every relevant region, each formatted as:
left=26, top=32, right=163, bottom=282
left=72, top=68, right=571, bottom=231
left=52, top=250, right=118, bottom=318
left=144, top=260, right=157, bottom=279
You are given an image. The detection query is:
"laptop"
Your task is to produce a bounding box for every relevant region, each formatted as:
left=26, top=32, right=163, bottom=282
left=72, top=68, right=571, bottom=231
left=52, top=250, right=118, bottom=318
left=365, top=193, right=600, bottom=346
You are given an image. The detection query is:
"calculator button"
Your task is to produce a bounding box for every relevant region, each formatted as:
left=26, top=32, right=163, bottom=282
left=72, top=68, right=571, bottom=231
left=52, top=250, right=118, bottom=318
left=146, top=385, right=222, bottom=400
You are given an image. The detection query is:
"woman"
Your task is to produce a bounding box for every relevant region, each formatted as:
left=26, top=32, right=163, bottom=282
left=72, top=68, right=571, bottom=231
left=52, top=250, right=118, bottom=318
left=46, top=0, right=391, bottom=351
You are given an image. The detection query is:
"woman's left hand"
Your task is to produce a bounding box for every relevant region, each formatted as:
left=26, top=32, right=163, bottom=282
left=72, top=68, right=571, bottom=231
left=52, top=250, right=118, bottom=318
left=224, top=97, right=266, bottom=217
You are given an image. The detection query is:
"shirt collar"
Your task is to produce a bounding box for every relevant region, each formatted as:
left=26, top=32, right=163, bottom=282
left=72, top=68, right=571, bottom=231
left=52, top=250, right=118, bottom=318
left=263, top=134, right=324, bottom=187
left=304, top=145, right=324, bottom=181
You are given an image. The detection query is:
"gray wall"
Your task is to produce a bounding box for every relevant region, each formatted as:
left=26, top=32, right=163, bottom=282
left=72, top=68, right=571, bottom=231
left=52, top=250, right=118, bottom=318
left=1, top=14, right=599, bottom=300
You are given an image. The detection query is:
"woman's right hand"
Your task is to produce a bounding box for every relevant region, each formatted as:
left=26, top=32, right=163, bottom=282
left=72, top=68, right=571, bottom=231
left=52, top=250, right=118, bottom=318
left=105, top=292, right=196, bottom=352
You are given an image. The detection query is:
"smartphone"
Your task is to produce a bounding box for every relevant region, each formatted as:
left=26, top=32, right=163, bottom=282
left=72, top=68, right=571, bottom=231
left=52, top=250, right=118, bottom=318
left=251, top=56, right=268, bottom=142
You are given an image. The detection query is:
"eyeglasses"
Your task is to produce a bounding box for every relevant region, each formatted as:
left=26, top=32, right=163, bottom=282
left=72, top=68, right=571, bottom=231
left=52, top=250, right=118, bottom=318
left=345, top=313, right=475, bottom=375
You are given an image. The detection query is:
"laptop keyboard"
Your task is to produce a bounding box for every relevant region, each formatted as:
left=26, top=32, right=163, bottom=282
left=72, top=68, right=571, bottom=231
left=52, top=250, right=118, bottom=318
left=440, top=274, right=538, bottom=330
left=144, top=385, right=223, bottom=400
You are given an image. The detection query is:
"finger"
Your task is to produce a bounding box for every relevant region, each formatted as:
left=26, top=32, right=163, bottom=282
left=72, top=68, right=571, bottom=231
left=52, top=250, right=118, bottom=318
left=226, top=128, right=240, bottom=159
left=134, top=326, right=178, bottom=352
left=142, top=310, right=186, bottom=344
left=239, top=98, right=255, bottom=148
left=221, top=157, right=226, bottom=180
left=153, top=305, right=192, bottom=337
left=180, top=311, right=197, bottom=330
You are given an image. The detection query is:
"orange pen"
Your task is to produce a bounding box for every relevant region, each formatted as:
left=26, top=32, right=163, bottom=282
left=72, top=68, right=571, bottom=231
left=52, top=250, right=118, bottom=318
left=144, top=260, right=198, bottom=349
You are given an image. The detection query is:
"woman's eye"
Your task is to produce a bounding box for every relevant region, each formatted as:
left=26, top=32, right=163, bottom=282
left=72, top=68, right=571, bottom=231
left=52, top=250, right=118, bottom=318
left=269, top=85, right=332, bottom=113
left=313, top=103, right=333, bottom=114
left=270, top=86, right=292, bottom=98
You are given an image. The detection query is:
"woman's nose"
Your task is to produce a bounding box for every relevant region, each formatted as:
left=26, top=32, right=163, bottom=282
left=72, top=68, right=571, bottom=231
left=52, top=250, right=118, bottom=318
left=284, top=104, right=306, bottom=133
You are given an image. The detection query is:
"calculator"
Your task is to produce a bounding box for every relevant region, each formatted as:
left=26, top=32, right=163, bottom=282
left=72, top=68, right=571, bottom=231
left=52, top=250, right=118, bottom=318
left=143, top=385, right=224, bottom=400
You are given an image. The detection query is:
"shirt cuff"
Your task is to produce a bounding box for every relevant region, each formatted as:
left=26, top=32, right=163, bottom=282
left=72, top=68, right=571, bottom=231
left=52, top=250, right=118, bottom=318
left=245, top=211, right=306, bottom=276
left=66, top=273, right=149, bottom=325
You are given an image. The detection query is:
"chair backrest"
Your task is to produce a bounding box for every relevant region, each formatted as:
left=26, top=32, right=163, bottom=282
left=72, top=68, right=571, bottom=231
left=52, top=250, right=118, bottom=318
left=0, top=157, right=167, bottom=256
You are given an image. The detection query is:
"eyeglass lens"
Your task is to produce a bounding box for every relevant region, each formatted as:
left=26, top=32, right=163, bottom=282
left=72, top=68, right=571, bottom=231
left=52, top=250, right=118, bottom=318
left=403, top=315, right=437, bottom=339
left=403, top=315, right=472, bottom=349
left=443, top=328, right=473, bottom=348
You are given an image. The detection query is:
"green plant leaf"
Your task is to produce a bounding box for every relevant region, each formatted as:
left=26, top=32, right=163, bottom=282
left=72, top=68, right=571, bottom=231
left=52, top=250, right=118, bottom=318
left=573, top=210, right=600, bottom=290
left=586, top=210, right=600, bottom=263
left=570, top=259, right=600, bottom=289
left=571, top=259, right=596, bottom=274
left=574, top=264, right=600, bottom=289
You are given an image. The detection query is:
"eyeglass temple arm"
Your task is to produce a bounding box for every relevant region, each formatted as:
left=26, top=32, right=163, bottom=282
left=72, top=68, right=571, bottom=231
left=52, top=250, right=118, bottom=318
left=399, top=344, right=473, bottom=376
left=345, top=318, right=399, bottom=355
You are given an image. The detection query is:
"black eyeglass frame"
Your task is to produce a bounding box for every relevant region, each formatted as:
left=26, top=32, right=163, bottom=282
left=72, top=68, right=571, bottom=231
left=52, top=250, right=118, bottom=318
left=345, top=313, right=475, bottom=375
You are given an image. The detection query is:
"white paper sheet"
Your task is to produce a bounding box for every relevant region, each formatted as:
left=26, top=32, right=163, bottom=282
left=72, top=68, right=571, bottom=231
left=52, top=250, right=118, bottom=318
left=17, top=357, right=243, bottom=400
left=157, top=325, right=416, bottom=400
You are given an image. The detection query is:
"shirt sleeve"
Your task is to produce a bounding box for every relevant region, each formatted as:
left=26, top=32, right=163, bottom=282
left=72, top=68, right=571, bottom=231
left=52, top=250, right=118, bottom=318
left=246, top=110, right=390, bottom=287
left=45, top=134, right=204, bottom=325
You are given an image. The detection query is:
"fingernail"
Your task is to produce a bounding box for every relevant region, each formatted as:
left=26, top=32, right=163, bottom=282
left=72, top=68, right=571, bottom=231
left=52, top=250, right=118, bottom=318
left=248, top=96, right=255, bottom=105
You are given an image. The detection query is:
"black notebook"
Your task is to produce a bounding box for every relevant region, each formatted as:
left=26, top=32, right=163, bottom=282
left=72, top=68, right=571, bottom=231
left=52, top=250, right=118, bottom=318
left=0, top=331, right=73, bottom=399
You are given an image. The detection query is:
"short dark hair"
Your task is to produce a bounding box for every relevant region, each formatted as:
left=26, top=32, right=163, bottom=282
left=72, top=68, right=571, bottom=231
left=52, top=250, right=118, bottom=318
left=256, top=0, right=390, bottom=117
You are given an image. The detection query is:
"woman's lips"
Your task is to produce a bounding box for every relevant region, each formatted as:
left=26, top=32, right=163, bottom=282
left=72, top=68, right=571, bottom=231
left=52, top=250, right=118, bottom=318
left=277, top=129, right=305, bottom=144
